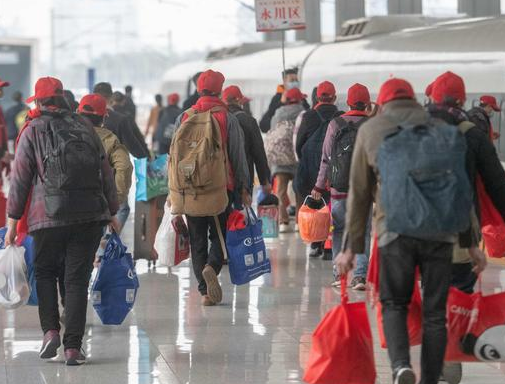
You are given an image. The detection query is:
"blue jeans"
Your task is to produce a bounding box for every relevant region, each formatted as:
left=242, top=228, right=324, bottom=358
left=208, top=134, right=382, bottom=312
left=331, top=198, right=371, bottom=279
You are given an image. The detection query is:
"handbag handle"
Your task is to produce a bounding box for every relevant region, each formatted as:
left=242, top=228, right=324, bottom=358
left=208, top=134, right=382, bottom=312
left=340, top=274, right=348, bottom=305
left=302, top=195, right=327, bottom=207
left=245, top=207, right=259, bottom=224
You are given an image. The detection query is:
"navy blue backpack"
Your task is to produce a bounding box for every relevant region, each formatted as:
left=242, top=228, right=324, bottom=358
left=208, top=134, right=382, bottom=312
left=377, top=121, right=473, bottom=237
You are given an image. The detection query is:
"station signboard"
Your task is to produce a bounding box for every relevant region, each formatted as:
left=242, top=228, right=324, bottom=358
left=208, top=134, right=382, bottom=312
left=255, top=0, right=306, bottom=32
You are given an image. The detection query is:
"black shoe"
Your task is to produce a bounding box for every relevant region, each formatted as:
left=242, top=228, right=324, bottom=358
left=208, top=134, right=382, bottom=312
left=65, top=348, right=86, bottom=366
left=351, top=276, right=367, bottom=291
left=440, top=362, right=462, bottom=384
left=309, top=247, right=322, bottom=258
left=394, top=366, right=416, bottom=384
left=322, top=249, right=333, bottom=260
left=39, top=330, right=61, bottom=359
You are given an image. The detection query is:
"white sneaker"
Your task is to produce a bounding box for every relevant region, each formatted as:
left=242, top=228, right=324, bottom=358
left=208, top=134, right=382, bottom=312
left=279, top=223, right=293, bottom=233
left=394, top=367, right=416, bottom=384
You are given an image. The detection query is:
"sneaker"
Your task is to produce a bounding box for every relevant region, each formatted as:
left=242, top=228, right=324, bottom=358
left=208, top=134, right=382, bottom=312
left=441, top=362, right=462, bottom=384
left=39, top=330, right=61, bottom=359
left=201, top=295, right=216, bottom=306
left=331, top=278, right=341, bottom=288
left=309, top=247, right=322, bottom=258
left=202, top=265, right=222, bottom=304
left=351, top=276, right=367, bottom=291
left=279, top=223, right=293, bottom=233
left=394, top=366, right=416, bottom=384
left=65, top=348, right=86, bottom=366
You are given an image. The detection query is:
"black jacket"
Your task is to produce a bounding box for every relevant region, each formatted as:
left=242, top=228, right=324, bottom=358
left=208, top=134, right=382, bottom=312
left=259, top=92, right=310, bottom=133
left=468, top=106, right=492, bottom=138
left=182, top=92, right=200, bottom=111
left=123, top=96, right=136, bottom=120
left=229, top=104, right=271, bottom=188
left=155, top=105, right=182, bottom=154
left=428, top=104, right=505, bottom=246
left=295, top=104, right=341, bottom=160
left=103, top=109, right=149, bottom=159
left=4, top=102, right=26, bottom=140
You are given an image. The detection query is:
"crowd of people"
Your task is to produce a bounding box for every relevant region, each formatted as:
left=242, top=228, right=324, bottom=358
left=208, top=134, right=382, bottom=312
left=0, top=65, right=504, bottom=384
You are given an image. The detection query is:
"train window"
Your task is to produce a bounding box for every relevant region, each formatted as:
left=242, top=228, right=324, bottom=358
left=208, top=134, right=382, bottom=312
left=356, top=22, right=367, bottom=35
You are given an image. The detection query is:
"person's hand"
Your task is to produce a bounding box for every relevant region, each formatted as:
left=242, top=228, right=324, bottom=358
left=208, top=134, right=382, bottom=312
left=280, top=91, right=288, bottom=104
left=311, top=189, right=322, bottom=200
left=4, top=219, right=18, bottom=247
left=1, top=152, right=13, bottom=164
left=493, top=131, right=501, bottom=140
left=109, top=216, right=122, bottom=234
left=469, top=247, right=487, bottom=275
left=241, top=188, right=252, bottom=207
left=335, top=249, right=356, bottom=276
left=262, top=183, right=272, bottom=195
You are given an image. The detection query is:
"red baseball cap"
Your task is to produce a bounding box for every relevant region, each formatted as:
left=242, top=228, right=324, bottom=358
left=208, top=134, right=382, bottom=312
left=197, top=69, right=225, bottom=94
left=431, top=71, right=466, bottom=104
left=347, top=83, right=371, bottom=107
left=78, top=94, right=107, bottom=116
left=222, top=85, right=244, bottom=102
left=480, top=95, right=501, bottom=112
left=285, top=88, right=307, bottom=103
left=26, top=77, right=64, bottom=103
left=425, top=82, right=433, bottom=97
left=167, top=93, right=180, bottom=105
left=377, top=78, right=415, bottom=105
left=316, top=81, right=336, bottom=98
left=0, top=78, right=10, bottom=88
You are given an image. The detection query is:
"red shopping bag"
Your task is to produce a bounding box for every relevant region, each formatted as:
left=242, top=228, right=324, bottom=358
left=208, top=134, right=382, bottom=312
left=477, top=177, right=505, bottom=258
left=298, top=197, right=331, bottom=243
left=445, top=285, right=505, bottom=362
left=304, top=276, right=376, bottom=384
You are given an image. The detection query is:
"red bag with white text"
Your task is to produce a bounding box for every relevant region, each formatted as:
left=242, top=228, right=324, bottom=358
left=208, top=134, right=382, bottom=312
left=477, top=177, right=505, bottom=258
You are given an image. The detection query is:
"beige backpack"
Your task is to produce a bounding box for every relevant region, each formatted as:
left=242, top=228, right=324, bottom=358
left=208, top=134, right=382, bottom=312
left=169, top=107, right=228, bottom=216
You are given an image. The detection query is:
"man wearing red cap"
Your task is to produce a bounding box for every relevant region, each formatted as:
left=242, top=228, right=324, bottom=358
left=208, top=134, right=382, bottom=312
left=170, top=69, right=250, bottom=306
left=0, top=77, right=13, bottom=227
left=294, top=81, right=342, bottom=258
left=222, top=85, right=271, bottom=195
left=312, top=83, right=372, bottom=290
left=264, top=87, right=307, bottom=233
left=5, top=77, right=118, bottom=366
left=153, top=93, right=181, bottom=155
left=336, top=78, right=482, bottom=384
left=467, top=95, right=501, bottom=141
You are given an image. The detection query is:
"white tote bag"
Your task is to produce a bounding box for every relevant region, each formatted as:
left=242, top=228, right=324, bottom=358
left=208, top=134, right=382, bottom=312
left=0, top=246, right=31, bottom=309
left=154, top=204, right=176, bottom=267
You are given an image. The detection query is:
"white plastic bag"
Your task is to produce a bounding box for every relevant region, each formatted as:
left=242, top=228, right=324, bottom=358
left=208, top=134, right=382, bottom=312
left=0, top=246, right=31, bottom=309
left=154, top=204, right=176, bottom=267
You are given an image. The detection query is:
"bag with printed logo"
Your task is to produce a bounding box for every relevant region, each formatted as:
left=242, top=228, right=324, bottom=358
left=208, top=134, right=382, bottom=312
left=226, top=208, right=271, bottom=285
left=91, top=233, right=139, bottom=325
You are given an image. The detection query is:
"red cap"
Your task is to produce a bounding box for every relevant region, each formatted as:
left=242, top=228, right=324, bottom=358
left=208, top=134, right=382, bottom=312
left=26, top=77, right=64, bottom=103
left=167, top=93, right=180, bottom=105
left=0, top=78, right=10, bottom=88
left=285, top=88, right=307, bottom=103
left=431, top=71, right=466, bottom=104
left=425, top=82, right=433, bottom=97
left=222, top=85, right=244, bottom=103
left=197, top=69, right=225, bottom=94
left=347, top=83, right=371, bottom=107
left=78, top=94, right=107, bottom=116
left=480, top=95, right=501, bottom=112
left=377, top=78, right=415, bottom=105
left=316, top=81, right=336, bottom=98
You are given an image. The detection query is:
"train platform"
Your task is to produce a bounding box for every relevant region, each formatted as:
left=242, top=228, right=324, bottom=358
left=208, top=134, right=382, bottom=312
left=0, top=219, right=504, bottom=384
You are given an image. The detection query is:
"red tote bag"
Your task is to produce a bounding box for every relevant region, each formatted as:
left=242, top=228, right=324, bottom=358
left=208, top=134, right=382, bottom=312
left=304, top=276, right=376, bottom=384
left=477, top=177, right=505, bottom=258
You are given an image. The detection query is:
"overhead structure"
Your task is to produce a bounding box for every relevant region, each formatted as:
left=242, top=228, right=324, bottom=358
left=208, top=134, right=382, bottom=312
left=388, top=0, right=422, bottom=14
left=335, top=0, right=365, bottom=35
left=458, top=0, right=501, bottom=17
left=295, top=0, right=321, bottom=42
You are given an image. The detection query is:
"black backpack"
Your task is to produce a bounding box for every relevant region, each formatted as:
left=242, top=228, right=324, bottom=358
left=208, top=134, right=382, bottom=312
left=328, top=116, right=368, bottom=193
left=42, top=114, right=106, bottom=219
left=294, top=110, right=340, bottom=197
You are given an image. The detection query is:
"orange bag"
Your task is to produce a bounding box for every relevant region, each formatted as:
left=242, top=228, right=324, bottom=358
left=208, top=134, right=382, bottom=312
left=304, top=275, right=377, bottom=384
left=298, top=197, right=331, bottom=243
left=477, top=177, right=505, bottom=258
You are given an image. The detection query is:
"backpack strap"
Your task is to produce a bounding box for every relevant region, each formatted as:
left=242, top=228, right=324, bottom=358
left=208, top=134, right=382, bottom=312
left=458, top=121, right=475, bottom=134
left=214, top=215, right=228, bottom=261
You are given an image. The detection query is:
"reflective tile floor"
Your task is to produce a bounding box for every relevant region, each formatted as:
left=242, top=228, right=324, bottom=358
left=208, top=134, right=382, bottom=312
left=1, top=226, right=505, bottom=383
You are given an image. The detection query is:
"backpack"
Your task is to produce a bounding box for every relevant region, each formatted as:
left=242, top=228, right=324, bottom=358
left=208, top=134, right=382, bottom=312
left=169, top=107, right=228, bottom=217
left=295, top=110, right=339, bottom=197
left=328, top=116, right=368, bottom=193
left=377, top=120, right=472, bottom=238
left=42, top=114, right=106, bottom=220
left=264, top=120, right=297, bottom=167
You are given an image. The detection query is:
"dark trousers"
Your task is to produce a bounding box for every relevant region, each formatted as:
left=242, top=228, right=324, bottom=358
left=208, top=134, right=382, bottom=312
left=186, top=211, right=228, bottom=295
left=32, top=222, right=102, bottom=349
left=451, top=262, right=477, bottom=294
left=379, top=236, right=453, bottom=384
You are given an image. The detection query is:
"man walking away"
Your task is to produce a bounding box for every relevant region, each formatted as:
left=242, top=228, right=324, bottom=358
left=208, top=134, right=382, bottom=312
left=4, top=91, right=27, bottom=151
left=312, top=83, right=371, bottom=290
left=222, top=85, right=271, bottom=195
left=259, top=68, right=309, bottom=132
left=124, top=85, right=136, bottom=120
left=467, top=95, right=501, bottom=141
left=144, top=94, right=163, bottom=139
left=154, top=93, right=181, bottom=155
left=295, top=81, right=341, bottom=257
left=5, top=77, right=118, bottom=366
left=336, top=78, right=482, bottom=384
left=264, top=88, right=306, bottom=233
left=170, top=70, right=250, bottom=306
left=182, top=72, right=202, bottom=110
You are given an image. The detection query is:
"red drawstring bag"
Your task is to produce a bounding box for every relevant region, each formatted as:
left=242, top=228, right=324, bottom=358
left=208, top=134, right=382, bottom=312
left=298, top=197, right=331, bottom=243
left=445, top=281, right=505, bottom=362
left=477, top=177, right=505, bottom=258
left=367, top=235, right=423, bottom=348
left=304, top=275, right=376, bottom=384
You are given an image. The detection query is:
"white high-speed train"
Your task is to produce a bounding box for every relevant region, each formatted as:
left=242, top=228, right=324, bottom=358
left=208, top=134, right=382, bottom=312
left=161, top=15, right=505, bottom=156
